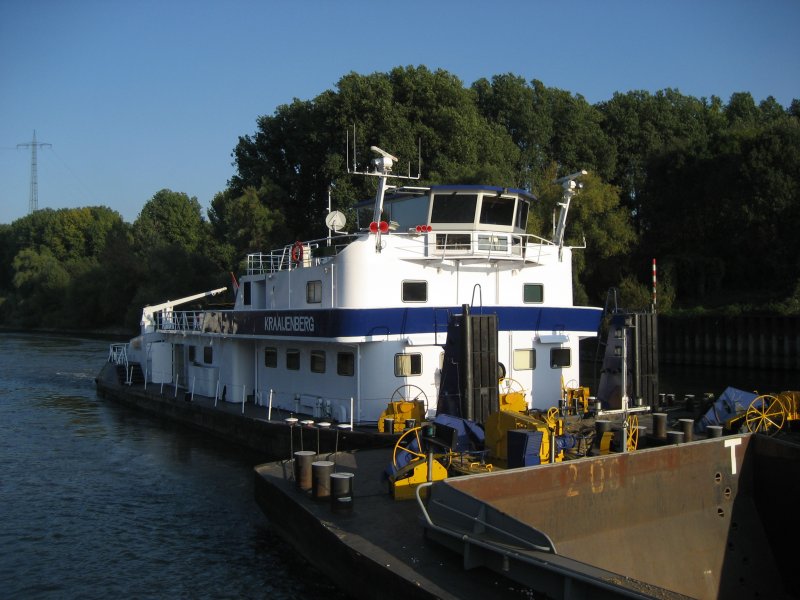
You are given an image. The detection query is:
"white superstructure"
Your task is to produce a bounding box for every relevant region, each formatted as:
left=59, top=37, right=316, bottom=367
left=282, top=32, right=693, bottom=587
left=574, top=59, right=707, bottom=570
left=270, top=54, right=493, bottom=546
left=120, top=148, right=601, bottom=425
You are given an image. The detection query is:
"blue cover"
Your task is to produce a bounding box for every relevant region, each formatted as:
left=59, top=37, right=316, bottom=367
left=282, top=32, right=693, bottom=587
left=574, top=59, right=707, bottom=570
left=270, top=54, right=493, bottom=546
left=695, top=386, right=757, bottom=433
left=384, top=414, right=485, bottom=479
left=432, top=414, right=485, bottom=451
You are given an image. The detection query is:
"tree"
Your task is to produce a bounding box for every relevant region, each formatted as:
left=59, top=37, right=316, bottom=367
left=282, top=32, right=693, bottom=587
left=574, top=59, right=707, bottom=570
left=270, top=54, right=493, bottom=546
left=532, top=168, right=635, bottom=305
left=133, top=189, right=208, bottom=253
left=11, top=247, right=69, bottom=326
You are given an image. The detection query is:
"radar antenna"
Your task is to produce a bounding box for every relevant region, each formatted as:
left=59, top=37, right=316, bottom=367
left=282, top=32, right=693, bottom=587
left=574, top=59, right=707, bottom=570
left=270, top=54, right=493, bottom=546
left=346, top=126, right=422, bottom=253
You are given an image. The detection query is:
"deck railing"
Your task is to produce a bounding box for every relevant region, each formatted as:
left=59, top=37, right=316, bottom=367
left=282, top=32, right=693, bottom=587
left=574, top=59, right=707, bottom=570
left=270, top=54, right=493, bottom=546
left=245, top=230, right=558, bottom=275
left=155, top=310, right=204, bottom=331
left=109, top=343, right=128, bottom=367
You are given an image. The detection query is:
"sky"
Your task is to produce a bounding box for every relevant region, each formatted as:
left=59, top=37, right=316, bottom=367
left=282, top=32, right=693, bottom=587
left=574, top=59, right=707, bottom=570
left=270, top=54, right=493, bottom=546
left=1, top=0, right=798, bottom=226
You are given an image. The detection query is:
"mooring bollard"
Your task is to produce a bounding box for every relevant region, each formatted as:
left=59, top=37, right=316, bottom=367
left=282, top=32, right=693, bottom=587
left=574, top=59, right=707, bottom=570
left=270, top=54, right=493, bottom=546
left=667, top=430, right=685, bottom=444
left=383, top=417, right=395, bottom=434
left=652, top=413, right=668, bottom=439
left=679, top=418, right=694, bottom=442
left=706, top=425, right=723, bottom=438
left=294, top=450, right=316, bottom=491
left=330, top=472, right=355, bottom=513
left=312, top=460, right=335, bottom=501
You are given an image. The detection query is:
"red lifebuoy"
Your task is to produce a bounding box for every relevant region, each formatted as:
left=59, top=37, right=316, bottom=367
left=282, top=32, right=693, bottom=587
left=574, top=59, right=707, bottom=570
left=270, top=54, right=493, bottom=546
left=291, top=241, right=303, bottom=263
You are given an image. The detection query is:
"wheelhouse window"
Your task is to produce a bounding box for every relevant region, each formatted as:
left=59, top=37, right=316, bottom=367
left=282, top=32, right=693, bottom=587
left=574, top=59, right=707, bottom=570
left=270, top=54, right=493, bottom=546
left=402, top=280, right=427, bottom=303
left=306, top=280, right=322, bottom=304
left=189, top=346, right=196, bottom=363
left=479, top=196, right=515, bottom=226
left=310, top=350, right=326, bottom=373
left=243, top=281, right=251, bottom=306
left=515, top=199, right=529, bottom=229
left=524, top=284, right=544, bottom=303
left=203, top=346, right=213, bottom=364
left=513, top=349, right=536, bottom=370
left=430, top=193, right=477, bottom=224
left=264, top=347, right=277, bottom=368
left=337, top=352, right=354, bottom=376
left=550, top=348, right=571, bottom=368
left=395, top=353, right=422, bottom=377
left=286, top=349, right=300, bottom=371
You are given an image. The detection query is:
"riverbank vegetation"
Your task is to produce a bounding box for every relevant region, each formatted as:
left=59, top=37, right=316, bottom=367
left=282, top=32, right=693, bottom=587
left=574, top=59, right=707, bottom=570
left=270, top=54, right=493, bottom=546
left=1, top=67, right=798, bottom=334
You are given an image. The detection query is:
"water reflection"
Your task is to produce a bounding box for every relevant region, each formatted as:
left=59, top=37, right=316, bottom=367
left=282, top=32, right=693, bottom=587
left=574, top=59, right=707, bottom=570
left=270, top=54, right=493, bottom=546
left=0, top=333, right=348, bottom=600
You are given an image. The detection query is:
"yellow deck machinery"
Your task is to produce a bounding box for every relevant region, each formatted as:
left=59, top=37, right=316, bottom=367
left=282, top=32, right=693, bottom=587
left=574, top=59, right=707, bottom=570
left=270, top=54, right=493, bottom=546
left=377, top=385, right=427, bottom=433
left=744, top=391, right=800, bottom=435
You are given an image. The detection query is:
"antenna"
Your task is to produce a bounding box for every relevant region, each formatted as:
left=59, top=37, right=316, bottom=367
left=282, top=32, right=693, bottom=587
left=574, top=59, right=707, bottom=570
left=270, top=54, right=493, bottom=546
left=17, top=130, right=52, bottom=214
left=552, top=169, right=588, bottom=250
left=346, top=126, right=421, bottom=180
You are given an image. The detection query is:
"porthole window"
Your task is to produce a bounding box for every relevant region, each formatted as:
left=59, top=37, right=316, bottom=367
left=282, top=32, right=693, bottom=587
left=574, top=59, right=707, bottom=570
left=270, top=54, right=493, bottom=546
left=306, top=280, right=322, bottom=304
left=513, top=349, right=536, bottom=370
left=310, top=350, right=326, bottom=373
left=402, top=281, right=427, bottom=302
left=337, top=352, right=354, bottom=376
left=550, top=348, right=571, bottom=368
left=524, top=284, right=544, bottom=303
left=264, top=347, right=277, bottom=368
left=395, top=353, right=422, bottom=376
left=286, top=349, right=300, bottom=371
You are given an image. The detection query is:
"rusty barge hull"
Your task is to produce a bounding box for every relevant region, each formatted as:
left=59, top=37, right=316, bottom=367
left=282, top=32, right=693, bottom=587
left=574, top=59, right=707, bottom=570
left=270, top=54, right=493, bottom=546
left=423, top=433, right=800, bottom=599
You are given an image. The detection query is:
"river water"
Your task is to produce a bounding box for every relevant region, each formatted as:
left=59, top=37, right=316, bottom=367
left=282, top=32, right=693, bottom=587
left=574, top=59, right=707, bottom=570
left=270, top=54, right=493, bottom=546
left=0, top=333, right=346, bottom=600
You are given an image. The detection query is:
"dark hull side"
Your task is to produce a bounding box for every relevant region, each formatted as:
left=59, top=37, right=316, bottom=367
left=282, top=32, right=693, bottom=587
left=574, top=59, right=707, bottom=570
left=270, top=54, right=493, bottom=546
left=94, top=362, right=396, bottom=459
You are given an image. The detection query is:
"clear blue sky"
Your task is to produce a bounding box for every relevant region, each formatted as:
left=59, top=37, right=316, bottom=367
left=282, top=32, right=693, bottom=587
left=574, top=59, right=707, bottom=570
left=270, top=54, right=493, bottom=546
left=1, top=0, right=798, bottom=225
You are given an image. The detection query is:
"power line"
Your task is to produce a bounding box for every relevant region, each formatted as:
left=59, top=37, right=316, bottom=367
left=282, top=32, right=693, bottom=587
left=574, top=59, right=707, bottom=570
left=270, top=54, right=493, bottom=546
left=17, top=130, right=52, bottom=214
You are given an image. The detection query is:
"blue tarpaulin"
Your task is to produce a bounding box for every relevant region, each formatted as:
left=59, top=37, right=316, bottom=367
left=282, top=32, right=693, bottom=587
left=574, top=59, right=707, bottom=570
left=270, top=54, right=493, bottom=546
left=695, top=386, right=757, bottom=433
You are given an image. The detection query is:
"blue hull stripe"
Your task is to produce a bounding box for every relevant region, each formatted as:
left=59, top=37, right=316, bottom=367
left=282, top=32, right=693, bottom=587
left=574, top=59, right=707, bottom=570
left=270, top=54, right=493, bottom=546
left=201, top=306, right=602, bottom=338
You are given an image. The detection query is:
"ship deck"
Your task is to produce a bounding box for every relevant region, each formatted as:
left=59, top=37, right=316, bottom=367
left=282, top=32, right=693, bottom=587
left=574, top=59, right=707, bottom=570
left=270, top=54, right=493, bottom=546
left=253, top=448, right=537, bottom=600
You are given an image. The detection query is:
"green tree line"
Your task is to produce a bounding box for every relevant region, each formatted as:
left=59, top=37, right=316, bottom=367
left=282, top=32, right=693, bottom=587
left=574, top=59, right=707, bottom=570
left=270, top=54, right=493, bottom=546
left=2, top=66, right=798, bottom=334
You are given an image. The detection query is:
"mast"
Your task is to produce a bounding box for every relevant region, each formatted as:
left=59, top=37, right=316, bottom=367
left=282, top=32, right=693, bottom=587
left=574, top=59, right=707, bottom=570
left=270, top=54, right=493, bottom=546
left=552, top=170, right=588, bottom=250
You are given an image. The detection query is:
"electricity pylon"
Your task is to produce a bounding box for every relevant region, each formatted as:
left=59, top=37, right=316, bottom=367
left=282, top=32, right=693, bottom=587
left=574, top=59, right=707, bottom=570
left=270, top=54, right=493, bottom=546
left=17, top=130, right=52, bottom=214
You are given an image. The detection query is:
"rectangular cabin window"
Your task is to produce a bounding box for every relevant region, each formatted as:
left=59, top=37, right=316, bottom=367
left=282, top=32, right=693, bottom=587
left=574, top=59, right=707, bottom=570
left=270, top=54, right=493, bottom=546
left=306, top=280, right=322, bottom=304
left=435, top=233, right=471, bottom=250
left=513, top=349, right=536, bottom=370
left=243, top=281, right=251, bottom=306
left=395, top=353, right=422, bottom=377
left=286, top=349, right=300, bottom=371
left=524, top=284, right=544, bottom=303
left=479, top=196, right=515, bottom=226
left=477, top=234, right=508, bottom=252
left=310, top=350, right=326, bottom=373
left=189, top=346, right=196, bottom=363
left=402, top=280, right=427, bottom=302
left=550, top=348, right=571, bottom=368
left=515, top=199, right=529, bottom=229
left=264, top=347, right=277, bottom=368
left=203, top=346, right=213, bottom=364
left=430, top=193, right=477, bottom=224
left=337, top=352, right=355, bottom=376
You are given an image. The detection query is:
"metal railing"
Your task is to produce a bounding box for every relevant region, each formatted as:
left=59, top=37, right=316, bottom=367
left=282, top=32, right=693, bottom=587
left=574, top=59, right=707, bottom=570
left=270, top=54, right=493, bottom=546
left=109, top=343, right=128, bottom=367
left=247, top=235, right=361, bottom=275
left=155, top=310, right=204, bottom=332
